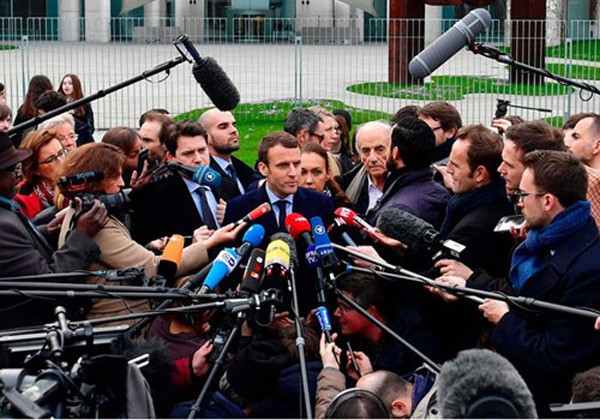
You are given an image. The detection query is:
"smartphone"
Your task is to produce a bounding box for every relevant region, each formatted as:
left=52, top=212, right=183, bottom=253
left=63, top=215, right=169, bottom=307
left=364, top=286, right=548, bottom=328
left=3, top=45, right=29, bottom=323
left=346, top=342, right=360, bottom=376
left=207, top=327, right=230, bottom=364
left=494, top=214, right=525, bottom=232
left=137, top=148, right=150, bottom=175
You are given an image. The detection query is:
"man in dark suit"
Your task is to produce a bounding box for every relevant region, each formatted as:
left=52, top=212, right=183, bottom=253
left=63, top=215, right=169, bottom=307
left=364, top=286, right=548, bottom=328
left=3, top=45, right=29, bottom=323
left=131, top=120, right=221, bottom=245
left=223, top=131, right=334, bottom=240
left=478, top=151, right=600, bottom=416
left=223, top=131, right=334, bottom=315
left=0, top=131, right=107, bottom=328
left=198, top=109, right=258, bottom=201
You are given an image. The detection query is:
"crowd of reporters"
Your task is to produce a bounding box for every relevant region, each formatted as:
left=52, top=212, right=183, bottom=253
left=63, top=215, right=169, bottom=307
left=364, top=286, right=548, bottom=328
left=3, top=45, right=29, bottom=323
left=1, top=75, right=600, bottom=418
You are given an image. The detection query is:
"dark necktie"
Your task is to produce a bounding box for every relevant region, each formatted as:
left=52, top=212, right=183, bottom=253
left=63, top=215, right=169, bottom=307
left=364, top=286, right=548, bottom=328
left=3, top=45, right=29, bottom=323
left=197, top=188, right=218, bottom=230
left=226, top=163, right=237, bottom=182
left=275, top=200, right=288, bottom=229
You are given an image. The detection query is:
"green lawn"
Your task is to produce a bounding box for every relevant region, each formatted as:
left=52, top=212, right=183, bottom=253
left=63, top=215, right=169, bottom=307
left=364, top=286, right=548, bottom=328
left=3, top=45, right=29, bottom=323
left=175, top=99, right=391, bottom=166
left=546, top=63, right=600, bottom=80
left=500, top=40, right=600, bottom=62
left=347, top=75, right=573, bottom=101
left=0, top=45, right=17, bottom=51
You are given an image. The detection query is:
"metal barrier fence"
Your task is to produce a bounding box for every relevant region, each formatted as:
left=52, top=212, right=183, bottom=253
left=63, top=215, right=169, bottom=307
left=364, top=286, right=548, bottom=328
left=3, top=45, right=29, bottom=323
left=0, top=16, right=599, bottom=130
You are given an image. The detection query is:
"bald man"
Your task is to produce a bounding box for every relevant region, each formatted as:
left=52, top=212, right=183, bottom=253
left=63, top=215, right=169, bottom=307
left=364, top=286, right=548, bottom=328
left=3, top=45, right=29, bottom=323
left=198, top=109, right=259, bottom=201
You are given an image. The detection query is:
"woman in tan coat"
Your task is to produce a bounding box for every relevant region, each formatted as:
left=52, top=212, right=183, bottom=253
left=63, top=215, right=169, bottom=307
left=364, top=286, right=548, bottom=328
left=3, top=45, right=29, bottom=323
left=57, top=143, right=244, bottom=324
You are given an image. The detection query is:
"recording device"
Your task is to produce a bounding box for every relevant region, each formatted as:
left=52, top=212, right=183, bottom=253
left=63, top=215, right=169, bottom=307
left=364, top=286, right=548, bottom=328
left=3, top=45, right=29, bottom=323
left=346, top=342, right=360, bottom=375
left=174, top=34, right=240, bottom=111
left=494, top=214, right=525, bottom=232
left=136, top=148, right=160, bottom=176
left=311, top=216, right=337, bottom=269
left=198, top=248, right=241, bottom=294
left=316, top=306, right=333, bottom=343
left=207, top=327, right=230, bottom=364
left=408, top=8, right=492, bottom=79
left=286, top=212, right=314, bottom=247
left=376, top=208, right=465, bottom=261
left=166, top=161, right=222, bottom=188
left=58, top=172, right=132, bottom=214
left=233, top=202, right=272, bottom=228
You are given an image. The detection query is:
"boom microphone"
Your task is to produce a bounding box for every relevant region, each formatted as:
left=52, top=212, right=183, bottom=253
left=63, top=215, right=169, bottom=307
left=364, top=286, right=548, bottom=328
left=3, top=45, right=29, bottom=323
left=376, top=208, right=465, bottom=260
left=167, top=161, right=222, bottom=188
left=408, top=8, right=492, bottom=79
left=156, top=234, right=184, bottom=286
left=234, top=203, right=272, bottom=228
left=175, top=34, right=240, bottom=111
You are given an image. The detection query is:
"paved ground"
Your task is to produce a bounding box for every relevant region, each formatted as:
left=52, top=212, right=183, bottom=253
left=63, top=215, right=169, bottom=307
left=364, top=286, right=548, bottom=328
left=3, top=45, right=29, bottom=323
left=1, top=40, right=599, bottom=132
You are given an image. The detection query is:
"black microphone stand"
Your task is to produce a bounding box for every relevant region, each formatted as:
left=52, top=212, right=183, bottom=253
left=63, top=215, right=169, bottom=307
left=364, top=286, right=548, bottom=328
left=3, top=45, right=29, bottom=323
left=7, top=44, right=191, bottom=137
left=187, top=310, right=245, bottom=419
left=288, top=263, right=313, bottom=419
left=336, top=244, right=600, bottom=322
left=469, top=43, right=600, bottom=97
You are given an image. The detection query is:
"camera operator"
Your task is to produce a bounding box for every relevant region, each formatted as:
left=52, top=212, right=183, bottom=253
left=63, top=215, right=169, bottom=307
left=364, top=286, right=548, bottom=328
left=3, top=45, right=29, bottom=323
left=56, top=143, right=244, bottom=326
left=0, top=131, right=108, bottom=329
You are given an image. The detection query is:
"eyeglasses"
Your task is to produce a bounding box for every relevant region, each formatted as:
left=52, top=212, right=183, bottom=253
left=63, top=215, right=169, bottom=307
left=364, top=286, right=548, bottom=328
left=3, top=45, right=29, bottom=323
left=513, top=190, right=547, bottom=202
left=310, top=132, right=325, bottom=143
left=38, top=148, right=68, bottom=165
left=430, top=126, right=444, bottom=132
left=337, top=301, right=355, bottom=314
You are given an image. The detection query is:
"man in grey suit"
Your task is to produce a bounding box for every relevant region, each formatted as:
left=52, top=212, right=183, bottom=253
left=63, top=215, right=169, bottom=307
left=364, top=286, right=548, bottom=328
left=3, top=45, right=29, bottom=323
left=0, top=131, right=108, bottom=328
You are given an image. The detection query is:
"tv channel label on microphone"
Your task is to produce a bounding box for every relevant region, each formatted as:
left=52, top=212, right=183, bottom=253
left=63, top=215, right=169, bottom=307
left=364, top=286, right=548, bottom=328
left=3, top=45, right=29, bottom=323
left=205, top=171, right=217, bottom=183
left=222, top=248, right=239, bottom=269
left=336, top=207, right=353, bottom=219
left=313, top=223, right=326, bottom=236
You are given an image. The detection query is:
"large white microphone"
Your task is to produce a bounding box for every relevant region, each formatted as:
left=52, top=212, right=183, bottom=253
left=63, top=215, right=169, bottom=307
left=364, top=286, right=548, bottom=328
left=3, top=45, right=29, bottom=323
left=408, top=8, right=492, bottom=79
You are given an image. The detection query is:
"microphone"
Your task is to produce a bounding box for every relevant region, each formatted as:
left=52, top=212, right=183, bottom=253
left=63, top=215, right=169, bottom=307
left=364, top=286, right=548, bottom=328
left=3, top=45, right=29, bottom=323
left=167, top=161, right=222, bottom=188
left=198, top=248, right=241, bottom=294
left=156, top=234, right=184, bottom=286
left=235, top=224, right=266, bottom=260
left=234, top=203, right=272, bottom=228
left=240, top=248, right=265, bottom=296
left=183, top=224, right=264, bottom=291
left=286, top=212, right=315, bottom=247
left=311, top=216, right=337, bottom=270
left=175, top=34, right=240, bottom=111
left=409, top=8, right=492, bottom=79
left=376, top=208, right=465, bottom=260
left=316, top=305, right=333, bottom=343
left=260, top=239, right=290, bottom=292
left=271, top=232, right=299, bottom=270
left=334, top=207, right=379, bottom=241
left=437, top=349, right=537, bottom=418
left=254, top=239, right=290, bottom=326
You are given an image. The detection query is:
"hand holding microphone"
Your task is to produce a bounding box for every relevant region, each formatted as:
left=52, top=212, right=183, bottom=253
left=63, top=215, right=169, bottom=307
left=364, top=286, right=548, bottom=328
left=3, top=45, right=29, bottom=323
left=233, top=202, right=272, bottom=228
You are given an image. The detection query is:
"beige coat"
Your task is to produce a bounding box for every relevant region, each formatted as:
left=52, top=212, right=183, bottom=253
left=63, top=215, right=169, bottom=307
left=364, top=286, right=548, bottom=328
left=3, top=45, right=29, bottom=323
left=59, top=209, right=209, bottom=325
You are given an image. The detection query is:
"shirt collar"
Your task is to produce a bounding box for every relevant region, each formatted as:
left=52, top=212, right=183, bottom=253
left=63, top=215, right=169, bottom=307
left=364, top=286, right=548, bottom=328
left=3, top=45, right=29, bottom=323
left=212, top=155, right=231, bottom=171
left=265, top=184, right=294, bottom=205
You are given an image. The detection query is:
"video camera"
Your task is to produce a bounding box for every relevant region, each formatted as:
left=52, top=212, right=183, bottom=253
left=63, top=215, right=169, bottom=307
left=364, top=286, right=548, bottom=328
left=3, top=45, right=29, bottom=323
left=57, top=172, right=132, bottom=215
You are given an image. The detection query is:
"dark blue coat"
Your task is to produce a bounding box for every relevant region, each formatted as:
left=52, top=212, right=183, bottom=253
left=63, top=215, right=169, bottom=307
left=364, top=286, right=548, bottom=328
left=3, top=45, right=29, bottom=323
left=491, top=217, right=600, bottom=416
left=367, top=167, right=450, bottom=230
left=223, top=185, right=335, bottom=242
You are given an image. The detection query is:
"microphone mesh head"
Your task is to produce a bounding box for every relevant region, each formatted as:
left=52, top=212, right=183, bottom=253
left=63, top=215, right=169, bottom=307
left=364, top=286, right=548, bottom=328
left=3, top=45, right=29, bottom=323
left=192, top=57, right=240, bottom=111
left=376, top=208, right=433, bottom=259
left=271, top=232, right=299, bottom=268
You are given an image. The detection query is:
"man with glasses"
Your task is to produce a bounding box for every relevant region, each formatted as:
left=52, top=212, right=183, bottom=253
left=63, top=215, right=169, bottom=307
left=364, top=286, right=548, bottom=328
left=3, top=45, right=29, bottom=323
left=0, top=131, right=108, bottom=329
left=284, top=108, right=325, bottom=147
left=475, top=150, right=600, bottom=416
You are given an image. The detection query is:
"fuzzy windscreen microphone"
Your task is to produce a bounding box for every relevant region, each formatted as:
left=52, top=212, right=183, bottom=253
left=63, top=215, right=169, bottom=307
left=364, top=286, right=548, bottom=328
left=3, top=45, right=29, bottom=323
left=437, top=349, right=537, bottom=418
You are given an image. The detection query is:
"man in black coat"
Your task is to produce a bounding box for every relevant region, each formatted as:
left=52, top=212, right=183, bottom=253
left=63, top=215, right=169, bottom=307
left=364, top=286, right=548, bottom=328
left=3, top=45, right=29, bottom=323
left=478, top=151, right=600, bottom=416
left=198, top=109, right=259, bottom=201
left=0, top=131, right=107, bottom=328
left=130, top=121, right=221, bottom=245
